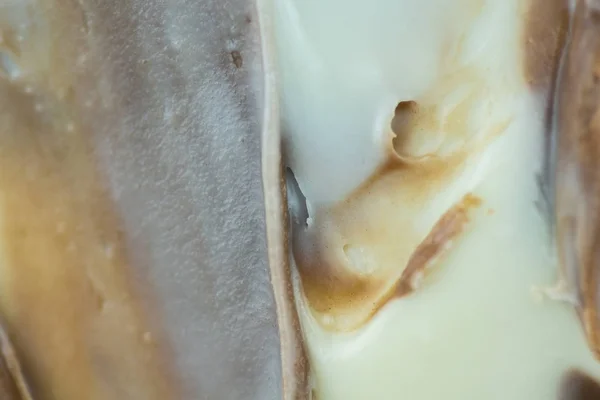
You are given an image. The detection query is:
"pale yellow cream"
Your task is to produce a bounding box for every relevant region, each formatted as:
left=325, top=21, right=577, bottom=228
left=275, top=0, right=600, bottom=399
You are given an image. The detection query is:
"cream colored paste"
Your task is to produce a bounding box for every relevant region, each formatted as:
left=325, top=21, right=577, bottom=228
left=276, top=0, right=600, bottom=399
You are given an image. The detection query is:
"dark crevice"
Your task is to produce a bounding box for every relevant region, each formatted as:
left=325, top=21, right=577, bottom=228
left=391, top=100, right=419, bottom=156
left=559, top=369, right=600, bottom=400
left=390, top=99, right=439, bottom=159
left=284, top=167, right=309, bottom=228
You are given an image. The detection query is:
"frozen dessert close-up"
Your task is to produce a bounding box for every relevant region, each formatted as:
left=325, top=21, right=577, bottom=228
left=1, top=0, right=600, bottom=399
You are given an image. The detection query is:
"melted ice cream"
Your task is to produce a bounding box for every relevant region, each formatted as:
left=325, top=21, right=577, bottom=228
left=276, top=0, right=600, bottom=399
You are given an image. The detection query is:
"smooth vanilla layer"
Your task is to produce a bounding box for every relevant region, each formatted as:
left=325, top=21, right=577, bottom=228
left=277, top=0, right=517, bottom=210
left=296, top=105, right=600, bottom=398
left=276, top=0, right=600, bottom=399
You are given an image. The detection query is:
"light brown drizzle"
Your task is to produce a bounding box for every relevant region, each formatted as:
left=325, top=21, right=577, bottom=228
left=294, top=157, right=484, bottom=332
left=396, top=194, right=481, bottom=297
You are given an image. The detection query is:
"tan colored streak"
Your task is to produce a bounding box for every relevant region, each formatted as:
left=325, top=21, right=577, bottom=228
left=397, top=194, right=481, bottom=297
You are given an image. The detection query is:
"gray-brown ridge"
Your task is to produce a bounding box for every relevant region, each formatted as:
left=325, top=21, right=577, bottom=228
left=556, top=0, right=600, bottom=361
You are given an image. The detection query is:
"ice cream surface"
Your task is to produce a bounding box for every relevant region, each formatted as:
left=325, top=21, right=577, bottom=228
left=276, top=0, right=600, bottom=399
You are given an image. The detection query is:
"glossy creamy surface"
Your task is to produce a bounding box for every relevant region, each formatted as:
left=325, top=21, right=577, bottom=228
left=297, top=113, right=600, bottom=398
left=276, top=0, right=600, bottom=398
left=279, top=0, right=514, bottom=209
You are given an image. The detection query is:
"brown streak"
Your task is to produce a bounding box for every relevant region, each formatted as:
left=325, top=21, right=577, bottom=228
left=397, top=194, right=481, bottom=297
left=522, top=0, right=569, bottom=89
